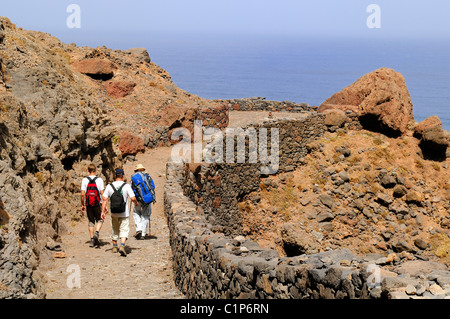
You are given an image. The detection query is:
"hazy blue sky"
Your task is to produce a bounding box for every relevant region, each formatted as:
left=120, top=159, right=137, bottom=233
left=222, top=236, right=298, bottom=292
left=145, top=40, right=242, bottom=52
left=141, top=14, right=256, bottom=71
left=1, top=0, right=450, bottom=44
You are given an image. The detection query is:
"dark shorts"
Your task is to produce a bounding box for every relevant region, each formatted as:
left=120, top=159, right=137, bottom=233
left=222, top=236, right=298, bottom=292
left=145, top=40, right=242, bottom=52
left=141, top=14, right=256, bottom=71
left=86, top=206, right=103, bottom=227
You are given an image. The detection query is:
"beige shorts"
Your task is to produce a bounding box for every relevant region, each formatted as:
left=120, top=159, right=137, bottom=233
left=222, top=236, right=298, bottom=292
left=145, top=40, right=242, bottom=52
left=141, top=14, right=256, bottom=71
left=110, top=215, right=129, bottom=241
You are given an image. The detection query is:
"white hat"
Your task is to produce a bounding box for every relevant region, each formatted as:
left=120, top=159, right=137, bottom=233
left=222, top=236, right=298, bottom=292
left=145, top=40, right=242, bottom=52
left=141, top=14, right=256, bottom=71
left=135, top=164, right=146, bottom=171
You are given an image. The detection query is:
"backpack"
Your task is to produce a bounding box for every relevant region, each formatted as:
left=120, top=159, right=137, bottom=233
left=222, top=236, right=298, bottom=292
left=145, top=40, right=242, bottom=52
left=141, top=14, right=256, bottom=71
left=110, top=183, right=126, bottom=214
left=131, top=172, right=156, bottom=205
left=85, top=177, right=100, bottom=207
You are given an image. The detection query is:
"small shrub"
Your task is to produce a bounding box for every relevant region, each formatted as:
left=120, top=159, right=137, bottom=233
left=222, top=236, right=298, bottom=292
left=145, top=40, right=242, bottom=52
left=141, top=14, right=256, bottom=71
left=430, top=233, right=450, bottom=264
left=111, top=135, right=120, bottom=144
left=35, top=172, right=45, bottom=184
left=373, top=137, right=383, bottom=145
left=415, top=159, right=424, bottom=169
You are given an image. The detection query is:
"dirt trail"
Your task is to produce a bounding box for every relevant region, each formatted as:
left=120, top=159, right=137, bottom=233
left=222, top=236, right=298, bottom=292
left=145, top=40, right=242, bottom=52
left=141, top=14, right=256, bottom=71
left=44, top=147, right=184, bottom=299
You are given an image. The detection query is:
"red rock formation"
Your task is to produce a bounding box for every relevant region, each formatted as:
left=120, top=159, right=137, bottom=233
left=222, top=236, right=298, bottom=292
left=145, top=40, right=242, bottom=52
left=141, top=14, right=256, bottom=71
left=118, top=131, right=145, bottom=156
left=319, top=68, right=414, bottom=136
left=72, top=58, right=117, bottom=78
left=104, top=81, right=136, bottom=98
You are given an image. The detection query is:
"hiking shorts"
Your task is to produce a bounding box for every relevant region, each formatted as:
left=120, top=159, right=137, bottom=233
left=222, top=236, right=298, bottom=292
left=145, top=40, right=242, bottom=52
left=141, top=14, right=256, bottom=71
left=110, top=215, right=129, bottom=241
left=86, top=206, right=103, bottom=227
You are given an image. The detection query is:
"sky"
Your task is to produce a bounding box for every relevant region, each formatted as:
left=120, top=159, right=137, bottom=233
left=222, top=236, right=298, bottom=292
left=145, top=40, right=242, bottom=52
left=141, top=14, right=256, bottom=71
left=1, top=0, right=450, bottom=46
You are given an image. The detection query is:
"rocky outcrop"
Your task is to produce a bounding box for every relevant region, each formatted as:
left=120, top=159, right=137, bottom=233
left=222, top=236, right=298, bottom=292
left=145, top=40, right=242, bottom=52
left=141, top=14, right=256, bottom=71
left=104, top=80, right=136, bottom=99
left=319, top=68, right=414, bottom=136
left=0, top=17, right=122, bottom=298
left=125, top=47, right=151, bottom=63
left=413, top=116, right=448, bottom=161
left=72, top=58, right=117, bottom=80
left=118, top=131, right=145, bottom=156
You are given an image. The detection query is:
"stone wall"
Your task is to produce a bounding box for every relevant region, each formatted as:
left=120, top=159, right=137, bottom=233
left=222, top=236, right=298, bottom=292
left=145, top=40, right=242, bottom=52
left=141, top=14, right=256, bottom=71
left=218, top=97, right=312, bottom=113
left=164, top=113, right=450, bottom=299
left=165, top=162, right=373, bottom=299
left=165, top=162, right=450, bottom=299
left=182, top=114, right=326, bottom=236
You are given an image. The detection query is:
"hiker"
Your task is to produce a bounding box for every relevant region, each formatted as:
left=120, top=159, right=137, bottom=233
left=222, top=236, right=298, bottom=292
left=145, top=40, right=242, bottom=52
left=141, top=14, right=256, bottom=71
left=131, top=164, right=156, bottom=240
left=80, top=164, right=105, bottom=248
left=101, top=168, right=139, bottom=257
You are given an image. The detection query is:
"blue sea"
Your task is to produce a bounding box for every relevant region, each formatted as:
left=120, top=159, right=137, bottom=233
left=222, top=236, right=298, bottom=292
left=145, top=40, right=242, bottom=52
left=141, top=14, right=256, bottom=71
left=86, top=32, right=449, bottom=130
left=142, top=33, right=449, bottom=130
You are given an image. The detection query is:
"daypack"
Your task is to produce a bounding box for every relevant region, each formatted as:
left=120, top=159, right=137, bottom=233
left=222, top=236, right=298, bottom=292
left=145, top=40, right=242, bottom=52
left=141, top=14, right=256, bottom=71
left=85, top=177, right=100, bottom=207
left=110, top=183, right=126, bottom=214
left=131, top=172, right=156, bottom=205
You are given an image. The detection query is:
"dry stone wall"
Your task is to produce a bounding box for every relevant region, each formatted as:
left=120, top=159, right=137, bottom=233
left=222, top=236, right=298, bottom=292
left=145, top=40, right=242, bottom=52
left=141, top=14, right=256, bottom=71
left=182, top=114, right=326, bottom=236
left=164, top=113, right=450, bottom=299
left=220, top=97, right=312, bottom=113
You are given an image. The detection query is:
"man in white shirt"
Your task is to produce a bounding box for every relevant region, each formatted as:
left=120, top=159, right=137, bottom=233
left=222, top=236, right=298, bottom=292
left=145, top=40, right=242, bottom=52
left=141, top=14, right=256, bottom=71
left=81, top=164, right=105, bottom=248
left=101, top=168, right=139, bottom=257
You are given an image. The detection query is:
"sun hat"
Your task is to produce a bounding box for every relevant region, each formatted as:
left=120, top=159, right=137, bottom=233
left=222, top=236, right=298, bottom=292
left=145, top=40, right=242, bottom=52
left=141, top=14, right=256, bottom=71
left=135, top=164, right=146, bottom=171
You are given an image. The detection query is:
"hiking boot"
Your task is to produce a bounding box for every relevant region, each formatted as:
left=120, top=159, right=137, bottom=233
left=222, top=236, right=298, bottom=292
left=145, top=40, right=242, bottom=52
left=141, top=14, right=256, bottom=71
left=134, top=231, right=142, bottom=240
left=119, top=245, right=127, bottom=257
left=112, top=246, right=119, bottom=253
left=93, top=232, right=100, bottom=247
left=89, top=238, right=95, bottom=248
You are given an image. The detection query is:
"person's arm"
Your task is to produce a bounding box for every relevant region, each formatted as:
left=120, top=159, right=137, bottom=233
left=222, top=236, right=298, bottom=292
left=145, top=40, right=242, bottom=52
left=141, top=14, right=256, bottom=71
left=81, top=178, right=86, bottom=212
left=130, top=196, right=139, bottom=207
left=128, top=184, right=139, bottom=207
left=101, top=185, right=110, bottom=220
left=81, top=191, right=86, bottom=212
left=101, top=196, right=108, bottom=220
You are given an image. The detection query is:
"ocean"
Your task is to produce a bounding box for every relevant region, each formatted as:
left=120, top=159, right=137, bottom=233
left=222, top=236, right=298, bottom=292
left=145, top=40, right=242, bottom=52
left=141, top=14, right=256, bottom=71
left=144, top=33, right=450, bottom=130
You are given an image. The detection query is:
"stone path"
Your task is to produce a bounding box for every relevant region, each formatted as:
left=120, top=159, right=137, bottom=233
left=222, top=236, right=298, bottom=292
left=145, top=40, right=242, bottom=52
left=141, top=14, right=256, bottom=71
left=44, top=147, right=184, bottom=299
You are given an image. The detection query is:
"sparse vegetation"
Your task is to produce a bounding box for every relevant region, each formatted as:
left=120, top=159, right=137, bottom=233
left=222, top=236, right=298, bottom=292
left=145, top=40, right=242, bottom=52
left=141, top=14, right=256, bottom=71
left=112, top=135, right=120, bottom=144
left=240, top=127, right=450, bottom=261
left=35, top=172, right=45, bottom=184
left=415, top=159, right=424, bottom=169
left=430, top=233, right=450, bottom=265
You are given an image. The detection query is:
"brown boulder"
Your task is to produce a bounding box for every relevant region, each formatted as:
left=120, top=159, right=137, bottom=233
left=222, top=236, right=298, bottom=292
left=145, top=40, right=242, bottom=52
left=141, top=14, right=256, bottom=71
left=413, top=116, right=448, bottom=160
left=125, top=48, right=151, bottom=63
left=322, top=109, right=347, bottom=127
left=319, top=68, right=414, bottom=136
left=72, top=58, right=117, bottom=79
left=405, top=190, right=423, bottom=204
left=118, top=131, right=145, bottom=156
left=414, top=116, right=442, bottom=137
left=281, top=223, right=318, bottom=256
left=104, top=81, right=136, bottom=99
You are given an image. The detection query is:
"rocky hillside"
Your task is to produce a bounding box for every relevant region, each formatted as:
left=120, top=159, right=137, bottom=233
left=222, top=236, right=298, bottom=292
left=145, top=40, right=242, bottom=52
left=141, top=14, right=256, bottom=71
left=241, top=68, right=450, bottom=269
left=0, top=17, right=210, bottom=298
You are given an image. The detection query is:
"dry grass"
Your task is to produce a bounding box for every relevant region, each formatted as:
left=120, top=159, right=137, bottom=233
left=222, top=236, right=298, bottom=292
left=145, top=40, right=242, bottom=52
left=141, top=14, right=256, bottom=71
left=430, top=233, right=450, bottom=265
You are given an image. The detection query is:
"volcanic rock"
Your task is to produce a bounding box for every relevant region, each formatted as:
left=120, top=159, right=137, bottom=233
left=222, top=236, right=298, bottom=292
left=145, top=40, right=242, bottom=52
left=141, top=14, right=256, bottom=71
left=118, top=131, right=145, bottom=156
left=126, top=47, right=151, bottom=63
left=319, top=67, right=414, bottom=136
left=72, top=58, right=117, bottom=80
left=322, top=109, right=347, bottom=127
left=413, top=116, right=448, bottom=161
left=104, top=80, right=136, bottom=98
left=280, top=223, right=318, bottom=256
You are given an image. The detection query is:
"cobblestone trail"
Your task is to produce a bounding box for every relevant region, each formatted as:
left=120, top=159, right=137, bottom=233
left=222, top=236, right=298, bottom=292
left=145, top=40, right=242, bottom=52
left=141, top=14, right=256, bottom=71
left=44, top=147, right=184, bottom=299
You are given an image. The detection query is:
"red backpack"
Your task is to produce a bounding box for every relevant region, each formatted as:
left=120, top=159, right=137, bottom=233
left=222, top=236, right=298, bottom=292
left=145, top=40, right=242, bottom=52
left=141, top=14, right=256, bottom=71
left=85, top=177, right=100, bottom=207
